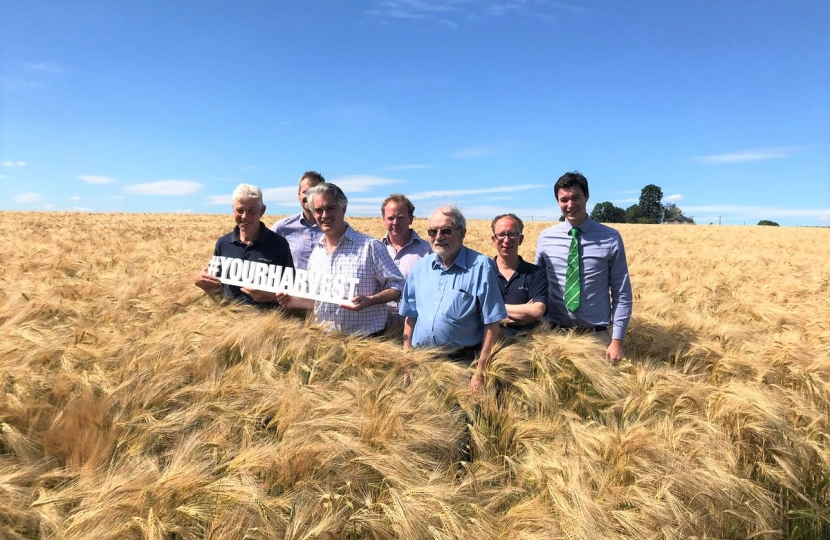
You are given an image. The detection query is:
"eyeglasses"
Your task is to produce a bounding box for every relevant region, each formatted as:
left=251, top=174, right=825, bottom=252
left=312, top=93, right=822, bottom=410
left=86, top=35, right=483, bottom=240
left=494, top=232, right=521, bottom=241
left=427, top=227, right=461, bottom=237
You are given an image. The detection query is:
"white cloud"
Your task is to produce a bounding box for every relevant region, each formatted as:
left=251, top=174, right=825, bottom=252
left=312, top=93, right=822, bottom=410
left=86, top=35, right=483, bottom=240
left=278, top=120, right=292, bottom=126
left=0, top=175, right=6, bottom=179
left=663, top=194, right=684, bottom=203
left=1, top=77, right=45, bottom=91
left=3, top=161, right=27, bottom=168
left=70, top=196, right=81, bottom=201
left=79, top=175, right=115, bottom=184
left=207, top=185, right=299, bottom=206
left=695, top=147, right=798, bottom=164
left=408, top=183, right=545, bottom=200
left=452, top=146, right=496, bottom=158
left=387, top=164, right=431, bottom=171
left=330, top=175, right=401, bottom=193
left=26, top=62, right=64, bottom=74
left=239, top=165, right=257, bottom=171
left=168, top=209, right=194, bottom=214
left=13, top=192, right=41, bottom=203
left=72, top=206, right=94, bottom=212
left=683, top=204, right=830, bottom=220
left=43, top=204, right=55, bottom=210
left=439, top=18, right=459, bottom=29
left=124, top=180, right=203, bottom=195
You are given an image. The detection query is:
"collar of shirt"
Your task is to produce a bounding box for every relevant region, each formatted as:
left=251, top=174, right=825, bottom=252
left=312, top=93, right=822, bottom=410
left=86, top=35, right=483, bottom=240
left=316, top=222, right=357, bottom=247
left=299, top=213, right=319, bottom=228
left=430, top=245, right=471, bottom=271
left=564, top=217, right=597, bottom=235
left=231, top=222, right=267, bottom=246
left=382, top=229, right=425, bottom=249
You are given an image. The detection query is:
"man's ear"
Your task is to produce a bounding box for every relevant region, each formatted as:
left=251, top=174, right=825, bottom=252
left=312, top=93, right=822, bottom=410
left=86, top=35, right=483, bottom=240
left=261, top=204, right=266, bottom=216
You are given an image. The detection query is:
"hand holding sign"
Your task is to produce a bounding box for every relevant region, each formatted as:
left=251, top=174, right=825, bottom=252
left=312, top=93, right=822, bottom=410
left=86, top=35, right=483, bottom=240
left=344, top=295, right=373, bottom=312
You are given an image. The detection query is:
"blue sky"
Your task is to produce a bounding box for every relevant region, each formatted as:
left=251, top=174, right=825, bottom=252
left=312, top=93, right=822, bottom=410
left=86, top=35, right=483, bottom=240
left=2, top=1, right=828, bottom=226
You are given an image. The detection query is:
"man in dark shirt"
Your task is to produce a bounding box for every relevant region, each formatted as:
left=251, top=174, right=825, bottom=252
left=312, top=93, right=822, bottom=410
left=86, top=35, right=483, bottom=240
left=194, top=183, right=294, bottom=307
left=491, top=213, right=548, bottom=337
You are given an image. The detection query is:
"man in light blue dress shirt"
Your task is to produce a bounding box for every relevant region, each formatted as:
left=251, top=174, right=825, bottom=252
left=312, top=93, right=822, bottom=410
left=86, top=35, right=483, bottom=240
left=270, top=171, right=324, bottom=271
left=535, top=172, right=633, bottom=363
left=400, top=205, right=507, bottom=392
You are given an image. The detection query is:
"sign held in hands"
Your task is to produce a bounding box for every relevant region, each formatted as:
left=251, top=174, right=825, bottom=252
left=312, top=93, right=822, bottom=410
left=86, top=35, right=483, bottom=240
left=208, top=256, right=359, bottom=305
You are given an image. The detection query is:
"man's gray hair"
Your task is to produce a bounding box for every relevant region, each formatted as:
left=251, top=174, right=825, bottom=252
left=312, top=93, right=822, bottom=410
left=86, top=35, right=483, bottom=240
left=306, top=182, right=348, bottom=211
left=431, top=204, right=466, bottom=229
left=232, top=184, right=264, bottom=207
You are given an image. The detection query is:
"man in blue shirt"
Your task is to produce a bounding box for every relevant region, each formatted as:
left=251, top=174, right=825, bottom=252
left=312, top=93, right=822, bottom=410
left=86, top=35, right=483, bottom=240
left=535, top=172, right=633, bottom=363
left=490, top=213, right=547, bottom=337
left=400, top=205, right=507, bottom=392
left=270, top=171, right=324, bottom=271
left=194, top=183, right=294, bottom=307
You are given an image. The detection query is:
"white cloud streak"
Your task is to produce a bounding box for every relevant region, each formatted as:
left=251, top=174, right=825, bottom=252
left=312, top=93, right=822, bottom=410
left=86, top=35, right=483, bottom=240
left=79, top=175, right=115, bottom=184
left=3, top=161, right=27, bottom=168
left=13, top=192, right=42, bottom=203
left=695, top=147, right=798, bottom=164
left=663, top=194, right=684, bottom=203
left=124, top=180, right=203, bottom=196
left=387, top=164, right=432, bottom=170
left=683, top=204, right=830, bottom=221
left=26, top=62, right=64, bottom=74
left=452, top=146, right=497, bottom=158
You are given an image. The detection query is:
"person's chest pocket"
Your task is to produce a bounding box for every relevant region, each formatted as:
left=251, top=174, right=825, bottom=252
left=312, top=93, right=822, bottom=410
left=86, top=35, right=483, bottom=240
left=582, top=244, right=612, bottom=277
left=445, top=289, right=477, bottom=322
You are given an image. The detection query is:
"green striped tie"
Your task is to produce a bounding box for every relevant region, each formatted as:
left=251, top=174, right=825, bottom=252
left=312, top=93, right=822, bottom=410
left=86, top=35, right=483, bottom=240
left=565, top=227, right=581, bottom=312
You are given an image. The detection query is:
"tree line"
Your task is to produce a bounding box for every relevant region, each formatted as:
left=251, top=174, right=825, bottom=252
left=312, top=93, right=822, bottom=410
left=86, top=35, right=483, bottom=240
left=586, top=184, right=695, bottom=224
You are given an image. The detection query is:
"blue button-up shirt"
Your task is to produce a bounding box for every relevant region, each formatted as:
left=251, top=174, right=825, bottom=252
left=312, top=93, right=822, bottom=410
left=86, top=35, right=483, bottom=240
left=270, top=212, right=322, bottom=271
left=535, top=218, right=633, bottom=340
left=400, top=246, right=507, bottom=349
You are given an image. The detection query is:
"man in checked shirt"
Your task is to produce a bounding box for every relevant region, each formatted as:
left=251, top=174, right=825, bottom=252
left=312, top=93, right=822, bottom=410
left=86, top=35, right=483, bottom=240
left=277, top=183, right=405, bottom=336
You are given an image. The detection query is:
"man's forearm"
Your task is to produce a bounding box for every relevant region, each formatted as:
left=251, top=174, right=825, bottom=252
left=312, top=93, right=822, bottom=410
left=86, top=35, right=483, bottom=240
left=505, top=301, right=546, bottom=324
left=477, top=322, right=500, bottom=373
left=402, top=317, right=415, bottom=351
left=369, top=288, right=402, bottom=306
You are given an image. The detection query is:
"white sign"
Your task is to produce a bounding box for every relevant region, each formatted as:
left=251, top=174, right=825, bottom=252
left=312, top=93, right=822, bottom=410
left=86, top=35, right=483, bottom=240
left=208, top=256, right=359, bottom=305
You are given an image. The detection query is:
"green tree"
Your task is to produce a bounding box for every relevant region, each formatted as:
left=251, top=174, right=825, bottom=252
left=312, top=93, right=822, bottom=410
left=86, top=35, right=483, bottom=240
left=590, top=202, right=625, bottom=223
left=663, top=203, right=683, bottom=220
left=758, top=220, right=780, bottom=226
left=639, top=184, right=664, bottom=221
left=624, top=204, right=642, bottom=223
left=558, top=214, right=565, bottom=222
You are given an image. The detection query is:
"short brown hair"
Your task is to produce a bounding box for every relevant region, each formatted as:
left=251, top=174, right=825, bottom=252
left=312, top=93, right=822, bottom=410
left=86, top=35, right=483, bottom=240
left=381, top=194, right=415, bottom=218
left=491, top=213, right=524, bottom=234
left=299, top=171, right=325, bottom=187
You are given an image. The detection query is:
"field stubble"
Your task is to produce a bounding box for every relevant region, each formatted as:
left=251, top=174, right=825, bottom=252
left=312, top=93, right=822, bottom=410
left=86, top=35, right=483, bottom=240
left=1, top=212, right=829, bottom=539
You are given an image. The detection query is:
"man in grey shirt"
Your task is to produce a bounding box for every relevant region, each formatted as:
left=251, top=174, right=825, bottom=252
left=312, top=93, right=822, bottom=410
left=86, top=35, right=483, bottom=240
left=535, top=171, right=633, bottom=363
left=270, top=171, right=324, bottom=271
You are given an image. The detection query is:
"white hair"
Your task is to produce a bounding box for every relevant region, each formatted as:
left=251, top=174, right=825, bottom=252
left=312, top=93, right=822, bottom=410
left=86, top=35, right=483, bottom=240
left=431, top=204, right=466, bottom=229
left=232, top=184, right=264, bottom=207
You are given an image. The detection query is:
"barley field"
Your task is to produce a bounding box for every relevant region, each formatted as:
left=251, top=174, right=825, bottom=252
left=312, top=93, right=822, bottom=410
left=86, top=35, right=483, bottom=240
left=2, top=212, right=829, bottom=540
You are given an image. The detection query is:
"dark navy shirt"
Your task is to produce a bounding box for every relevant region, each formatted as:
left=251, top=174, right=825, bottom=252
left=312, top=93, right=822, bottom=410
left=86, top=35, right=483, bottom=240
left=213, top=222, right=294, bottom=308
left=494, top=256, right=548, bottom=337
